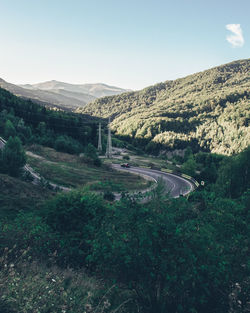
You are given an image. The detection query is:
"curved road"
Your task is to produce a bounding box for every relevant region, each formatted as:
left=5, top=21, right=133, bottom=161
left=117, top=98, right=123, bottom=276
left=1, top=136, right=194, bottom=197
left=112, top=164, right=194, bottom=198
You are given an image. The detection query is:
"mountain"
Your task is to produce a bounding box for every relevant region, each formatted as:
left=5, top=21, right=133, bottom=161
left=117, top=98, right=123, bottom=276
left=78, top=59, right=250, bottom=155
left=0, top=79, right=130, bottom=111
left=20, top=80, right=131, bottom=98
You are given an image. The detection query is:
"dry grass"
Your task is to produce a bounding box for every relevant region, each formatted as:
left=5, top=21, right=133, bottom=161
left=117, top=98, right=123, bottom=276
left=0, top=246, right=134, bottom=313
left=0, top=173, right=55, bottom=220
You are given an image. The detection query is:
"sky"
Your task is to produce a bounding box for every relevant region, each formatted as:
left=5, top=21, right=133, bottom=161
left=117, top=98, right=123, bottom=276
left=0, top=0, right=249, bottom=90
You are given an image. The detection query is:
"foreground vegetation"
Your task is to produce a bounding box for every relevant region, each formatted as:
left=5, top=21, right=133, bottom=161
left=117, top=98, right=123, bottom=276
left=80, top=59, right=250, bottom=155
left=0, top=146, right=249, bottom=313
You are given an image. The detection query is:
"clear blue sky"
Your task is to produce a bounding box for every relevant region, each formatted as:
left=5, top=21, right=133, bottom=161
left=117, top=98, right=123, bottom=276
left=0, top=0, right=249, bottom=90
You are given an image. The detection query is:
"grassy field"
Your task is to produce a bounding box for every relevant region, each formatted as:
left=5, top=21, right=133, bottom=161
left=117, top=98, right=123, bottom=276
left=0, top=173, right=55, bottom=220
left=26, top=145, right=151, bottom=191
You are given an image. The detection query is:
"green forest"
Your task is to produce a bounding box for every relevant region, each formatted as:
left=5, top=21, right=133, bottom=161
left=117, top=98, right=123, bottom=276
left=0, top=87, right=102, bottom=154
left=0, top=145, right=249, bottom=312
left=0, top=61, right=249, bottom=313
left=79, top=59, right=249, bottom=155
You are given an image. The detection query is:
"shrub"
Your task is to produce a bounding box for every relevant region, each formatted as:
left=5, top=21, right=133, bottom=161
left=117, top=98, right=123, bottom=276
left=42, top=190, right=107, bottom=267
left=123, top=155, right=130, bottom=160
left=103, top=191, right=115, bottom=201
left=55, top=135, right=82, bottom=154
left=0, top=136, right=26, bottom=177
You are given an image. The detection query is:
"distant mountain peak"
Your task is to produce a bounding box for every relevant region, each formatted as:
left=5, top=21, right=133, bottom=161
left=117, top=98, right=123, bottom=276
left=0, top=78, right=130, bottom=111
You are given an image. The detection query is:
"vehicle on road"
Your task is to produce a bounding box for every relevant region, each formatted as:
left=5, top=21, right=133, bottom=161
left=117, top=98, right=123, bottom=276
left=121, top=163, right=130, bottom=168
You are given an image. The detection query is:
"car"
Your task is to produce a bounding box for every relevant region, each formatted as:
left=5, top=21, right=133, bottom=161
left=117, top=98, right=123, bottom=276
left=121, top=163, right=130, bottom=168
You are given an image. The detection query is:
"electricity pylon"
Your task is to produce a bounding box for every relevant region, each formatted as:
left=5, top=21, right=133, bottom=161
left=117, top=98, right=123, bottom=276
left=106, top=118, right=112, bottom=158
left=97, top=123, right=102, bottom=151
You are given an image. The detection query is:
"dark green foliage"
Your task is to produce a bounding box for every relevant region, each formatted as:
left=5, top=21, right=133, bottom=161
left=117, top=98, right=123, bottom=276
left=4, top=120, right=16, bottom=139
left=79, top=59, right=250, bottom=155
left=182, top=154, right=197, bottom=176
left=42, top=190, right=107, bottom=267
left=0, top=299, right=17, bottom=313
left=55, top=135, right=83, bottom=154
left=0, top=86, right=102, bottom=154
left=87, top=192, right=250, bottom=313
left=195, top=152, right=225, bottom=184
left=122, top=155, right=130, bottom=160
left=0, top=212, right=57, bottom=260
left=85, top=143, right=97, bottom=159
left=84, top=143, right=101, bottom=166
left=0, top=136, right=26, bottom=177
left=184, top=146, right=193, bottom=161
left=216, top=146, right=250, bottom=198
left=103, top=190, right=115, bottom=201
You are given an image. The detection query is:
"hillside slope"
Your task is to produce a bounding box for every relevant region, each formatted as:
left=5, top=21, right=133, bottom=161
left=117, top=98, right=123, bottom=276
left=79, top=59, right=250, bottom=155
left=21, top=80, right=131, bottom=98
left=0, top=78, right=85, bottom=110
left=0, top=79, right=130, bottom=111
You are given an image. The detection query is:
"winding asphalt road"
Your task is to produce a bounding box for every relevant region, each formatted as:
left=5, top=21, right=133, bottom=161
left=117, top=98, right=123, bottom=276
left=111, top=164, right=194, bottom=198
left=1, top=136, right=194, bottom=197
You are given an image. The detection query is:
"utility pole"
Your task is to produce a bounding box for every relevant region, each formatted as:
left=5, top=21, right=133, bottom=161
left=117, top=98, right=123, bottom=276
left=106, top=117, right=112, bottom=158
left=97, top=123, right=102, bottom=152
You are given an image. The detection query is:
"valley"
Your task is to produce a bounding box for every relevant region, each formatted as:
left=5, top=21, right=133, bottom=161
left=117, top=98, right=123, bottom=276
left=0, top=59, right=249, bottom=313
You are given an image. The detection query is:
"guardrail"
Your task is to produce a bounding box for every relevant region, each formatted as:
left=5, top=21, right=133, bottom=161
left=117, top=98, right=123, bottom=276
left=161, top=167, right=200, bottom=188
left=138, top=163, right=200, bottom=189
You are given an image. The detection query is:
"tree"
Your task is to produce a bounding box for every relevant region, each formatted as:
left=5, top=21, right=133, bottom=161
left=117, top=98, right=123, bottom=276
left=182, top=154, right=197, bottom=176
left=55, top=135, right=82, bottom=154
left=4, top=120, right=16, bottom=139
left=85, top=143, right=97, bottom=159
left=84, top=143, right=101, bottom=166
left=184, top=146, right=193, bottom=161
left=0, top=136, right=26, bottom=177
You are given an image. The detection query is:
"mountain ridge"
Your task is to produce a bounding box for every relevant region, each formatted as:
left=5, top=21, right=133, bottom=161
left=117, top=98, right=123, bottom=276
left=0, top=78, right=130, bottom=111
left=78, top=59, right=250, bottom=155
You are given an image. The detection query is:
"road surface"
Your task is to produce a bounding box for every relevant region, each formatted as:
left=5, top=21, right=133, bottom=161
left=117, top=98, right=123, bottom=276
left=112, top=164, right=194, bottom=198
left=1, top=136, right=194, bottom=197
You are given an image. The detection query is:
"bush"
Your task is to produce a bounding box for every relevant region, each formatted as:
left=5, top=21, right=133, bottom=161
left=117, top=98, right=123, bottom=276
left=83, top=144, right=102, bottom=167
left=0, top=136, right=26, bottom=177
left=123, top=155, right=130, bottom=160
left=103, top=191, right=115, bottom=201
left=42, top=190, right=107, bottom=267
left=55, top=135, right=82, bottom=154
left=88, top=195, right=250, bottom=312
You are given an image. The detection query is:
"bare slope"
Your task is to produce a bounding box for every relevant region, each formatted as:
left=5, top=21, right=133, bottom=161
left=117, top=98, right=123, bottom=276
left=79, top=59, right=250, bottom=155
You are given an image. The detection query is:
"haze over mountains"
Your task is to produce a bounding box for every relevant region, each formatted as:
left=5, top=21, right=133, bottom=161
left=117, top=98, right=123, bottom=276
left=79, top=59, right=250, bottom=155
left=0, top=78, right=130, bottom=111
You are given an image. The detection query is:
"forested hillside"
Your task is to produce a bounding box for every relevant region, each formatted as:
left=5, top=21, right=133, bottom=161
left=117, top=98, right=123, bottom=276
left=79, top=59, right=249, bottom=155
left=0, top=87, right=101, bottom=152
